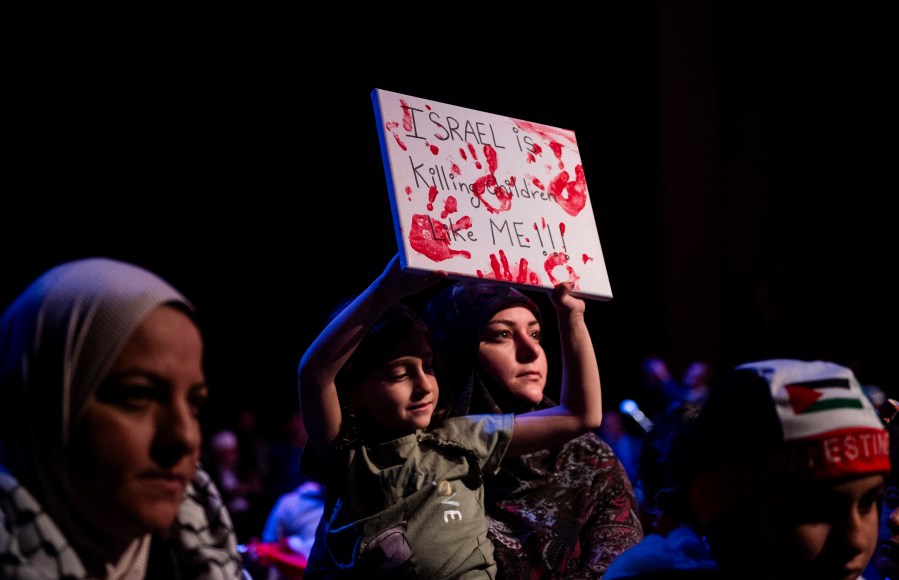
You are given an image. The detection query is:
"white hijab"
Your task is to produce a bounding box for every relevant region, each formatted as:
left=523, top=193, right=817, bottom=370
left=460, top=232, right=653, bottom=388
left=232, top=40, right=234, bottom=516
left=0, top=257, right=193, bottom=564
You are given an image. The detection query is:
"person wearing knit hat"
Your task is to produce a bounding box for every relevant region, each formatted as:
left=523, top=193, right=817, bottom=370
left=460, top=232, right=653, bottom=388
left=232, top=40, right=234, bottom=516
left=423, top=279, right=644, bottom=578
left=683, top=358, right=890, bottom=579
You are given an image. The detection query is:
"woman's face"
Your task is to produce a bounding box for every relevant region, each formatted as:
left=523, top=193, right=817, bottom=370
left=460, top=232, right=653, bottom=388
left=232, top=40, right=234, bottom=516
left=477, top=306, right=547, bottom=406
left=68, top=305, right=207, bottom=539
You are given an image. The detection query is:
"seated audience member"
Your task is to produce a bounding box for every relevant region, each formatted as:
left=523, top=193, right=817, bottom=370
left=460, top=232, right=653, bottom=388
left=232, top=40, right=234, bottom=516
left=597, top=407, right=644, bottom=484
left=682, top=359, right=890, bottom=579
left=603, top=401, right=716, bottom=579
left=0, top=258, right=247, bottom=578
left=261, top=479, right=326, bottom=559
left=865, top=399, right=899, bottom=580
left=636, top=355, right=684, bottom=419
left=680, top=360, right=714, bottom=406
left=206, top=429, right=264, bottom=544
left=243, top=479, right=325, bottom=580
left=423, top=279, right=643, bottom=578
left=264, top=409, right=311, bottom=507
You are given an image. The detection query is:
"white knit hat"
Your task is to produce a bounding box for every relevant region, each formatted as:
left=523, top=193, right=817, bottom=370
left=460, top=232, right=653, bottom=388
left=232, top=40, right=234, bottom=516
left=687, top=359, right=890, bottom=526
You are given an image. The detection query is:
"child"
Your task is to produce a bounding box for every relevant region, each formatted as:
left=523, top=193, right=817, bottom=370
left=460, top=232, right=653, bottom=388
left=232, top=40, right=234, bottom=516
left=297, top=255, right=603, bottom=579
left=684, top=359, right=890, bottom=579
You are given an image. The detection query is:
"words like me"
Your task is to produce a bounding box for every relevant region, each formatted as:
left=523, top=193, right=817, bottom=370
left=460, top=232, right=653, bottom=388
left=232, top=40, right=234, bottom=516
left=423, top=213, right=570, bottom=256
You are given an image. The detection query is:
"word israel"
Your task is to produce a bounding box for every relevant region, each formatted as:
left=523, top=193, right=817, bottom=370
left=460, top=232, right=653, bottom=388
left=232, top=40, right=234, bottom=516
left=399, top=103, right=538, bottom=153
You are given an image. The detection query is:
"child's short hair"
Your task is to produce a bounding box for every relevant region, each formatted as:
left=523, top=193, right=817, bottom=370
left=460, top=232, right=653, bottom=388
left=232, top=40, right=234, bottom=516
left=332, top=300, right=455, bottom=440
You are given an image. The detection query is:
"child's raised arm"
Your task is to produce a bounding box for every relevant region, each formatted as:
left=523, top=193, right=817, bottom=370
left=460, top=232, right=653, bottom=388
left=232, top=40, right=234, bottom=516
left=506, top=281, right=603, bottom=456
left=297, top=255, right=444, bottom=454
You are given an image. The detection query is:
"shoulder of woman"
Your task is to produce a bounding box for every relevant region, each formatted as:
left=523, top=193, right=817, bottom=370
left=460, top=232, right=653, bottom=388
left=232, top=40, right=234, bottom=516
left=0, top=470, right=88, bottom=577
left=166, top=468, right=246, bottom=578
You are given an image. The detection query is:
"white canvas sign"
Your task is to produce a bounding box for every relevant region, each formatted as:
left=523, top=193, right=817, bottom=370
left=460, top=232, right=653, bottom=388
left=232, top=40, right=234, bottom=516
left=372, top=88, right=612, bottom=301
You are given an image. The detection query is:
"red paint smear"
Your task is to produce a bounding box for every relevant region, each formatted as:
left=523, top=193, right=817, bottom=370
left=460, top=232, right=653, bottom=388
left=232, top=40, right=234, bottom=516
left=386, top=120, right=407, bottom=151
left=477, top=254, right=542, bottom=286
left=409, top=214, right=471, bottom=262
left=458, top=148, right=468, bottom=161
left=513, top=121, right=579, bottom=151
left=483, top=145, right=499, bottom=174
left=467, top=143, right=482, bottom=170
left=427, top=142, right=440, bottom=155
left=531, top=142, right=543, bottom=156
left=400, top=99, right=414, bottom=132
left=450, top=163, right=462, bottom=176
left=549, top=141, right=564, bottom=169
left=508, top=175, right=517, bottom=188
left=531, top=177, right=545, bottom=191
left=472, top=174, right=512, bottom=214
left=544, top=253, right=581, bottom=289
left=548, top=165, right=588, bottom=217
left=560, top=222, right=566, bottom=236
left=582, top=254, right=593, bottom=264
left=491, top=250, right=512, bottom=281
left=526, top=153, right=536, bottom=163
left=426, top=185, right=439, bottom=211
left=516, top=259, right=532, bottom=284
left=405, top=185, right=413, bottom=201
left=441, top=196, right=458, bottom=219
left=451, top=215, right=472, bottom=231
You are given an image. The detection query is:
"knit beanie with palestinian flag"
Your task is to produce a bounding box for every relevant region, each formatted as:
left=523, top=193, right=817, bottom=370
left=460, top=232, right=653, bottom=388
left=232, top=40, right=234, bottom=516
left=687, top=359, right=890, bottom=527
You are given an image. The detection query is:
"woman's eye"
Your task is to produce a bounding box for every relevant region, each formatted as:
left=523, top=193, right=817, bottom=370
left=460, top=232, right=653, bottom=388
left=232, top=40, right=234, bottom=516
left=96, top=383, right=157, bottom=408
left=189, top=391, right=209, bottom=416
left=486, top=330, right=511, bottom=342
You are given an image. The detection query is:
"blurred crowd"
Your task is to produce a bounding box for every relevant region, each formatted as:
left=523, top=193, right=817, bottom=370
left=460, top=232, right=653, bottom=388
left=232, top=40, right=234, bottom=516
left=3, top=256, right=896, bottom=579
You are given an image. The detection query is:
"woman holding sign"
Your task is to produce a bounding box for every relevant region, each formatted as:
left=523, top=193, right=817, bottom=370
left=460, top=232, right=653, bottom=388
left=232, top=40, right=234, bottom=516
left=297, top=254, right=604, bottom=578
left=423, top=279, right=644, bottom=579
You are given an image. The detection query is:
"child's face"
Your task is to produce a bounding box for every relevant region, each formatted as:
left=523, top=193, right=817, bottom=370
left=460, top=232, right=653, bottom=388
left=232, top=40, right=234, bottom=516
left=715, top=473, right=884, bottom=579
left=352, top=333, right=439, bottom=436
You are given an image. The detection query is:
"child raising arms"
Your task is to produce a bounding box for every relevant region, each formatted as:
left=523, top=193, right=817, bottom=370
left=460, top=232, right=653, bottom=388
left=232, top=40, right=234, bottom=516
left=297, top=255, right=602, bottom=579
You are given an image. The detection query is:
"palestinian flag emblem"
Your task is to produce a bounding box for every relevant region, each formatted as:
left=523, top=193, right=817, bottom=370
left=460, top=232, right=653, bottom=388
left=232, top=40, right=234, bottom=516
left=785, top=377, right=864, bottom=414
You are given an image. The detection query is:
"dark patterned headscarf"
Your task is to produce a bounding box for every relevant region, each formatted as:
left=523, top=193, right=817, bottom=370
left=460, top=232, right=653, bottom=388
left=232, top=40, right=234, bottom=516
left=422, top=280, right=547, bottom=416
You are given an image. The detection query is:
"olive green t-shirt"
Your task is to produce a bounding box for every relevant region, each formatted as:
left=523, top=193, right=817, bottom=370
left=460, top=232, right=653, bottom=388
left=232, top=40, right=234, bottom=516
left=305, top=413, right=514, bottom=579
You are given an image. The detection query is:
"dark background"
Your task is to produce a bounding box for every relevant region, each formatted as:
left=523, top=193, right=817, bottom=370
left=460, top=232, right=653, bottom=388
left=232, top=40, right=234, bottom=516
left=4, top=2, right=896, bottom=436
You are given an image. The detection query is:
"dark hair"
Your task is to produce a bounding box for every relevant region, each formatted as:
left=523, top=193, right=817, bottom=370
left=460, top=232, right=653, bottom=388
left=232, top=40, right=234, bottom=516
left=332, top=299, right=455, bottom=442
left=423, top=280, right=546, bottom=415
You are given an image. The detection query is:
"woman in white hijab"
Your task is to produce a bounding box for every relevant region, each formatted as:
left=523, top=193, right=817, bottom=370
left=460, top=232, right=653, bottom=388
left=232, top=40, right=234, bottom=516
left=0, top=257, right=248, bottom=579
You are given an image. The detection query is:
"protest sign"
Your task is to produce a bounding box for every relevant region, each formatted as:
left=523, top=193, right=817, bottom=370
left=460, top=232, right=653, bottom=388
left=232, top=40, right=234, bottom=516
left=372, top=88, right=612, bottom=300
